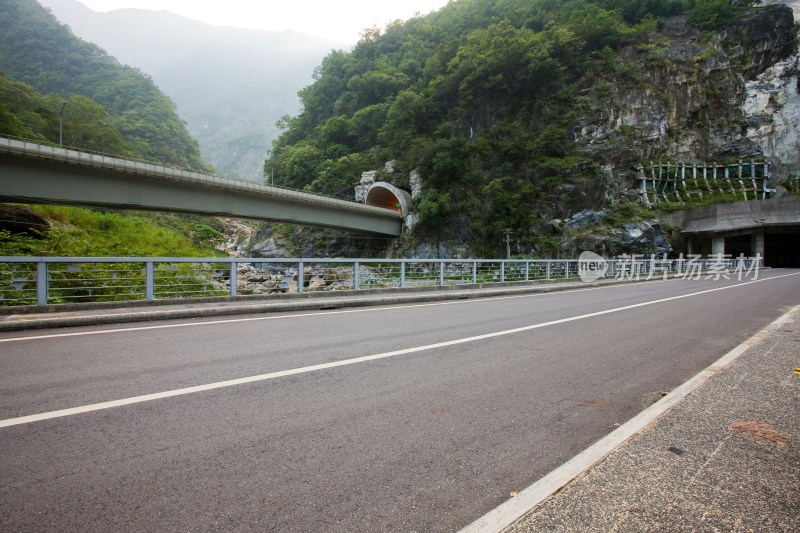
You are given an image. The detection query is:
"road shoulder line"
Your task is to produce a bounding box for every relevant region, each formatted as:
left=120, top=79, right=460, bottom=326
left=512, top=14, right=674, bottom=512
left=458, top=303, right=800, bottom=533
left=1, top=275, right=797, bottom=429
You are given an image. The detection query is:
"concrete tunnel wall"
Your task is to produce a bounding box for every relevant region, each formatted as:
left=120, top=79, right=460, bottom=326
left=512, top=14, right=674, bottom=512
left=365, top=182, right=412, bottom=216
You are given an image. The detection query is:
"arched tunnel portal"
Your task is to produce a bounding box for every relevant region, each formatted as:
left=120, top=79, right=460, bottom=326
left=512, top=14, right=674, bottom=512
left=365, top=182, right=412, bottom=217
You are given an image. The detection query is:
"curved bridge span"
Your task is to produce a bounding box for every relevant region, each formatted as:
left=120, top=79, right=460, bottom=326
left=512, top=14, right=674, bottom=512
left=0, top=137, right=403, bottom=236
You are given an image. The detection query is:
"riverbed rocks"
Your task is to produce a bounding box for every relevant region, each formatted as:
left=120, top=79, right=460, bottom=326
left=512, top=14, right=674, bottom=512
left=214, top=218, right=256, bottom=257
left=221, top=264, right=359, bottom=295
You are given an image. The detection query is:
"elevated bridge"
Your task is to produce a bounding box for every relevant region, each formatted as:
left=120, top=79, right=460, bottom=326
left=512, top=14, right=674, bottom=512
left=0, top=137, right=403, bottom=236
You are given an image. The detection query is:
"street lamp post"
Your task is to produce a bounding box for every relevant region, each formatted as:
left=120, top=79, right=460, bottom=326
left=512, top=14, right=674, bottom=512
left=59, top=100, right=66, bottom=147
left=503, top=228, right=513, bottom=259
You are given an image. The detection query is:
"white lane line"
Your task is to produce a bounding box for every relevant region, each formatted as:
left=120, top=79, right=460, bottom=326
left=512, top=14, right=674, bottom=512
left=0, top=277, right=680, bottom=343
left=1, top=272, right=797, bottom=429
left=458, top=301, right=800, bottom=533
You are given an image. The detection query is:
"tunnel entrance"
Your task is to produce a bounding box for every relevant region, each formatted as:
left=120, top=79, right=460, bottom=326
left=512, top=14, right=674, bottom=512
left=366, top=187, right=402, bottom=211
left=724, top=234, right=751, bottom=258
left=765, top=231, right=800, bottom=267
left=364, top=182, right=412, bottom=216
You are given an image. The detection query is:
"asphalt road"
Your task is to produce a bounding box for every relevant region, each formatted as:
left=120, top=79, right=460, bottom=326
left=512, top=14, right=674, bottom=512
left=1, top=270, right=799, bottom=531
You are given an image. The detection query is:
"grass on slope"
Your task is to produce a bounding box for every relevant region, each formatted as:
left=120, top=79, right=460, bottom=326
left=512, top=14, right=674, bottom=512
left=0, top=205, right=226, bottom=257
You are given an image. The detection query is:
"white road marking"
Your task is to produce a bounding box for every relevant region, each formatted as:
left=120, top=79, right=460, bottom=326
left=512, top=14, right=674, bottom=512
left=1, top=272, right=796, bottom=429
left=458, top=302, right=800, bottom=533
left=0, top=273, right=784, bottom=343
left=0, top=277, right=672, bottom=343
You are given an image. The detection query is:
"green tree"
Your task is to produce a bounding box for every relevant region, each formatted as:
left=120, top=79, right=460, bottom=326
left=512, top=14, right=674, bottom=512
left=61, top=95, right=127, bottom=154
left=690, top=0, right=762, bottom=30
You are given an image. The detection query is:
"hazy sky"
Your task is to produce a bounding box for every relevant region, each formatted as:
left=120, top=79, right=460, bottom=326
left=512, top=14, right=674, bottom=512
left=73, top=0, right=452, bottom=43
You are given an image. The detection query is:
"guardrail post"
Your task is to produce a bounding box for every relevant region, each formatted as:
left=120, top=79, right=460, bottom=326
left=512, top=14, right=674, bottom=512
left=146, top=261, right=155, bottom=301
left=564, top=261, right=570, bottom=279
left=229, top=261, right=237, bottom=297
left=439, top=261, right=445, bottom=287
left=546, top=261, right=551, bottom=280
left=400, top=261, right=406, bottom=288
left=525, top=261, right=530, bottom=282
left=472, top=261, right=478, bottom=284
left=36, top=261, right=48, bottom=306
left=500, top=261, right=505, bottom=283
left=353, top=261, right=360, bottom=290
left=297, top=260, right=304, bottom=294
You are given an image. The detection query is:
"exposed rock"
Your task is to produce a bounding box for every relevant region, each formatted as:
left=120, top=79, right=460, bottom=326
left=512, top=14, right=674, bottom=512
left=215, top=218, right=256, bottom=257
left=561, top=218, right=672, bottom=258
left=282, top=280, right=299, bottom=294
left=0, top=204, right=51, bottom=236
left=724, top=4, right=798, bottom=81
left=619, top=221, right=672, bottom=255
left=307, top=274, right=327, bottom=291
left=771, top=0, right=800, bottom=19
left=354, top=170, right=377, bottom=203
left=395, top=238, right=472, bottom=260
left=410, top=169, right=422, bottom=199
left=743, top=57, right=800, bottom=177
left=250, top=237, right=293, bottom=258
left=574, top=5, right=797, bottom=168
left=564, top=209, right=609, bottom=229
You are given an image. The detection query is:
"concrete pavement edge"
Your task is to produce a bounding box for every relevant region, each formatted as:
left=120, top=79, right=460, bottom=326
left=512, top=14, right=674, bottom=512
left=458, top=302, right=800, bottom=533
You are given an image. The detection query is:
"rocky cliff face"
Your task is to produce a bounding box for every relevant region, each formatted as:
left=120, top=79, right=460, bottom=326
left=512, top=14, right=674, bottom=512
left=536, top=4, right=799, bottom=258
left=744, top=57, right=800, bottom=176
left=575, top=4, right=798, bottom=181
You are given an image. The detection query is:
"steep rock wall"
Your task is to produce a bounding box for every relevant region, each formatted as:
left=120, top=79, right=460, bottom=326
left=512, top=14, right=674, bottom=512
left=744, top=57, right=800, bottom=177
left=575, top=5, right=798, bottom=183
left=541, top=5, right=799, bottom=258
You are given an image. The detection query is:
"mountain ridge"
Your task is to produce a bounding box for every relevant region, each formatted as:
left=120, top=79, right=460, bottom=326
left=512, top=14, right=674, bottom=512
left=38, top=0, right=340, bottom=180
left=1, top=0, right=210, bottom=171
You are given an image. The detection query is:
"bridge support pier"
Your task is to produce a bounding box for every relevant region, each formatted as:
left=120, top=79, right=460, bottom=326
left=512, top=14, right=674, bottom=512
left=751, top=228, right=765, bottom=258
left=712, top=236, right=725, bottom=256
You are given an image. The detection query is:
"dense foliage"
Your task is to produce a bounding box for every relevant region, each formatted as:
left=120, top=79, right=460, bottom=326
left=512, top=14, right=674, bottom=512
left=0, top=74, right=129, bottom=154
left=0, top=0, right=211, bottom=171
left=267, top=0, right=762, bottom=255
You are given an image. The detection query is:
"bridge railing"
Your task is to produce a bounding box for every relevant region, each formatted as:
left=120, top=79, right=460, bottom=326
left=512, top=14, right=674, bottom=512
left=0, top=256, right=761, bottom=307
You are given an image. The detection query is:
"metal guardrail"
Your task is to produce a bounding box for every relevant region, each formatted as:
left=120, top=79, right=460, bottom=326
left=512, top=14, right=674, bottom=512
left=0, top=256, right=762, bottom=307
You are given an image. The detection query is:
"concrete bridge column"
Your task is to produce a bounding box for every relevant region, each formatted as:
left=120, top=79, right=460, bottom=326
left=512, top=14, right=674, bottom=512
left=712, top=235, right=725, bottom=256
left=751, top=228, right=765, bottom=258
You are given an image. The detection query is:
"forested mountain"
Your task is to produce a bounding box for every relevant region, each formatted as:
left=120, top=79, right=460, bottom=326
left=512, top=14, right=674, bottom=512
left=0, top=73, right=128, bottom=154
left=0, top=0, right=210, bottom=171
left=266, top=0, right=799, bottom=257
left=38, top=0, right=339, bottom=180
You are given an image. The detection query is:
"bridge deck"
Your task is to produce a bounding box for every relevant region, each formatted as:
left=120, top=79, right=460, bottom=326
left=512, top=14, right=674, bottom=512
left=0, top=137, right=403, bottom=236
